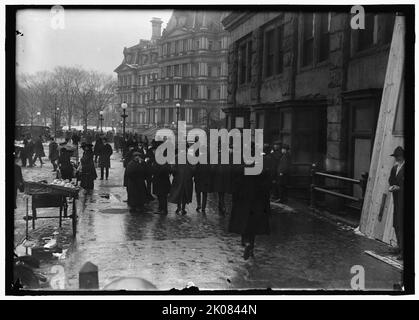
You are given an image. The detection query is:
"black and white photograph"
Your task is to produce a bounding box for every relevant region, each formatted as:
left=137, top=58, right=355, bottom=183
left=5, top=2, right=414, bottom=297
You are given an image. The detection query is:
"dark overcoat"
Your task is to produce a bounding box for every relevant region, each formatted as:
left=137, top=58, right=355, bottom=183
left=211, top=152, right=232, bottom=193
left=228, top=164, right=271, bottom=235
left=34, top=139, right=45, bottom=157
left=168, top=163, right=194, bottom=204
left=80, top=150, right=97, bottom=190
left=93, top=139, right=104, bottom=156
left=151, top=162, right=171, bottom=196
left=48, top=141, right=59, bottom=161
left=58, top=151, right=73, bottom=180
left=125, top=159, right=148, bottom=208
left=389, top=164, right=404, bottom=231
left=99, top=143, right=113, bottom=168
left=194, top=162, right=212, bottom=193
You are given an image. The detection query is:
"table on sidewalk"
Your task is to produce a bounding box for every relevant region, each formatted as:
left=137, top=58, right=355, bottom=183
left=23, top=181, right=80, bottom=238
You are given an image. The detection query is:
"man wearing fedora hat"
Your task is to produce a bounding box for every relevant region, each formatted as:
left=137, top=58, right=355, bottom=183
left=389, top=146, right=405, bottom=260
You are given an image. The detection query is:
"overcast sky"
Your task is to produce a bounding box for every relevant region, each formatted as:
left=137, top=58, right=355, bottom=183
left=16, top=9, right=173, bottom=77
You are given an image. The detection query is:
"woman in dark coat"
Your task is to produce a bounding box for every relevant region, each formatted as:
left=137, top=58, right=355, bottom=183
left=80, top=144, right=97, bottom=193
left=168, top=150, right=194, bottom=215
left=229, top=160, right=271, bottom=260
left=58, top=146, right=74, bottom=180
left=125, top=152, right=148, bottom=212
left=151, top=160, right=171, bottom=215
left=98, top=138, right=113, bottom=180
left=93, top=137, right=104, bottom=163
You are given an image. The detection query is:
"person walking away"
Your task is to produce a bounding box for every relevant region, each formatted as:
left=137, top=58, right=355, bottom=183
left=229, top=157, right=271, bottom=260
left=169, top=149, right=194, bottom=215
left=151, top=154, right=171, bottom=215
left=48, top=137, right=59, bottom=172
left=32, top=135, right=45, bottom=167
left=24, top=136, right=35, bottom=167
left=276, top=144, right=291, bottom=204
left=15, top=152, right=24, bottom=209
left=93, top=136, right=104, bottom=163
left=211, top=146, right=232, bottom=215
left=194, top=151, right=211, bottom=213
left=114, top=134, right=120, bottom=153
left=20, top=136, right=28, bottom=167
left=145, top=144, right=155, bottom=202
left=79, top=143, right=97, bottom=194
left=98, top=138, right=113, bottom=180
left=125, top=152, right=148, bottom=213
left=388, top=146, right=405, bottom=261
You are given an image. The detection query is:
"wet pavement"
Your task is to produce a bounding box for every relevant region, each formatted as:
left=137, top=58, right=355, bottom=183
left=14, top=143, right=402, bottom=291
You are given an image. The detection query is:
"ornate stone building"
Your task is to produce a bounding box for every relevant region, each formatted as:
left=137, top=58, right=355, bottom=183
left=222, top=10, right=396, bottom=214
left=114, top=17, right=162, bottom=131
left=148, top=11, right=230, bottom=130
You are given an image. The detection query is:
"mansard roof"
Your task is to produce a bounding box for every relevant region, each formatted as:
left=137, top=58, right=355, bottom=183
left=161, top=10, right=229, bottom=39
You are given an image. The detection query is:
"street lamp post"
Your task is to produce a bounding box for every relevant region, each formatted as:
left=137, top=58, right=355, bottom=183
left=176, top=103, right=180, bottom=136
left=121, top=101, right=128, bottom=138
left=99, top=111, right=104, bottom=133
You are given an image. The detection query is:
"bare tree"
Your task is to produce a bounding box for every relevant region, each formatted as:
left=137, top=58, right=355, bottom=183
left=53, top=66, right=84, bottom=129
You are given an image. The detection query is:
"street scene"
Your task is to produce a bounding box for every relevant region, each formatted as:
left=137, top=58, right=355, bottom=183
left=11, top=8, right=406, bottom=292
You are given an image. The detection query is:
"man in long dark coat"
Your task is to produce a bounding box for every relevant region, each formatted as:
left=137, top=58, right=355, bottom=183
left=388, top=146, right=405, bottom=260
left=80, top=143, right=97, bottom=193
left=151, top=160, right=171, bottom=215
left=169, top=150, right=193, bottom=215
left=48, top=137, right=59, bottom=172
left=125, top=152, right=148, bottom=213
left=24, top=136, right=35, bottom=167
left=32, top=135, right=45, bottom=167
left=98, top=138, right=113, bottom=180
left=211, top=149, right=232, bottom=215
left=194, top=153, right=212, bottom=213
left=229, top=159, right=271, bottom=260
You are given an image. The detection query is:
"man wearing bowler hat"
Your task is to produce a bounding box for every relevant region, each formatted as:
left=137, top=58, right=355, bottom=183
left=388, top=146, right=405, bottom=260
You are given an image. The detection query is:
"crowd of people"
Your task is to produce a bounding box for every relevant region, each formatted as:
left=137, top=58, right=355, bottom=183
left=15, top=128, right=294, bottom=260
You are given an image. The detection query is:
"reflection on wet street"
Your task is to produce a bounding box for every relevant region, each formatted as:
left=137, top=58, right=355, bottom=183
left=15, top=149, right=401, bottom=290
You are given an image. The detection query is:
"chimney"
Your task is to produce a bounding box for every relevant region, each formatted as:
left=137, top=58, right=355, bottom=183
left=151, top=17, right=163, bottom=40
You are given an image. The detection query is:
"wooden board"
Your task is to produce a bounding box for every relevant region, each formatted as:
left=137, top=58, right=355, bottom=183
left=364, top=250, right=403, bottom=271
left=359, top=16, right=405, bottom=245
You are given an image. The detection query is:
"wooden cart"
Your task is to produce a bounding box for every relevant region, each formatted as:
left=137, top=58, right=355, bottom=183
left=24, top=181, right=80, bottom=238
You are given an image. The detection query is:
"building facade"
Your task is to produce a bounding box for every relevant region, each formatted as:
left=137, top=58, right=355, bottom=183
left=148, top=11, right=230, bottom=130
left=222, top=11, right=396, bottom=210
left=114, top=18, right=162, bottom=131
